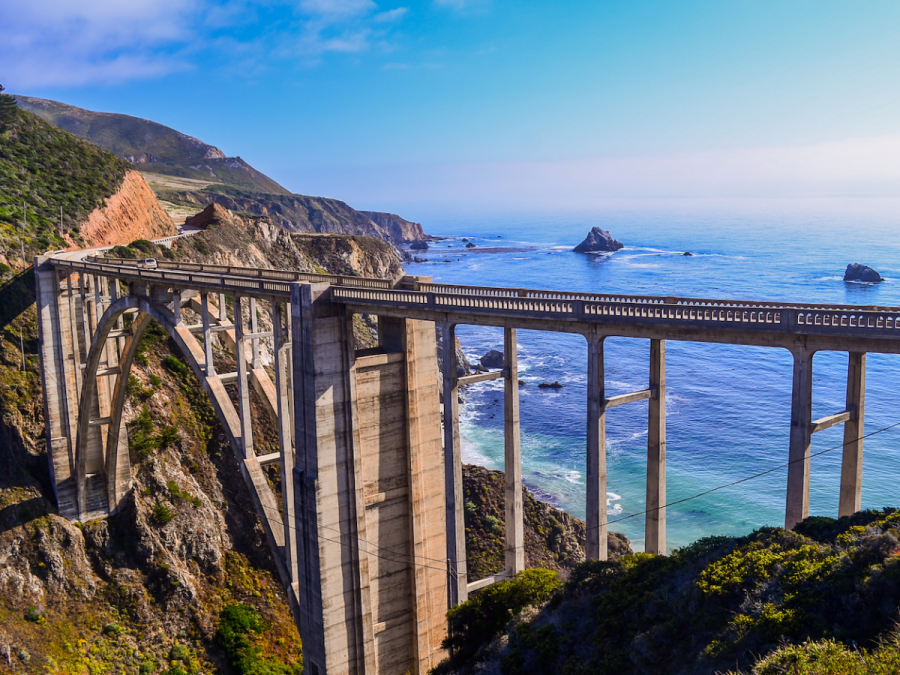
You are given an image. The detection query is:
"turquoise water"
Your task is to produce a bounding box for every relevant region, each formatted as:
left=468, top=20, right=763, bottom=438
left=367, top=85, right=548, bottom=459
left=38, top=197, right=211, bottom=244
left=404, top=199, right=900, bottom=552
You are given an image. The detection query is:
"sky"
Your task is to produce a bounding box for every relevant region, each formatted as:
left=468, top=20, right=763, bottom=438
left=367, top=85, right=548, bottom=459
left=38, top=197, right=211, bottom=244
left=4, top=0, right=900, bottom=213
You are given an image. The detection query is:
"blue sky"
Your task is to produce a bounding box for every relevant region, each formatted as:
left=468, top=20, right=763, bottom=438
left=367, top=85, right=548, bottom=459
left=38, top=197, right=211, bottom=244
left=4, top=0, right=900, bottom=212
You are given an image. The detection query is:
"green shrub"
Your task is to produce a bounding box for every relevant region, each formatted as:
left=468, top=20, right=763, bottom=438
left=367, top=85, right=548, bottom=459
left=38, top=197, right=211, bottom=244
left=139, top=661, right=156, bottom=674
left=168, top=644, right=189, bottom=662
left=151, top=503, right=176, bottom=525
left=129, top=406, right=158, bottom=457
left=215, top=603, right=302, bottom=675
left=444, top=569, right=562, bottom=665
left=24, top=606, right=45, bottom=624
left=158, top=425, right=181, bottom=449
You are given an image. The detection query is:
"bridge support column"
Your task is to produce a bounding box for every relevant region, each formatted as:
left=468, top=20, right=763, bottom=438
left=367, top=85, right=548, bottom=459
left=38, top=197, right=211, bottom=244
left=839, top=352, right=866, bottom=518
left=201, top=292, right=215, bottom=376
left=234, top=295, right=254, bottom=458
left=504, top=328, right=524, bottom=575
left=646, top=339, right=666, bottom=555
left=274, top=301, right=298, bottom=588
left=786, top=348, right=814, bottom=530
left=586, top=335, right=607, bottom=560
left=35, top=256, right=78, bottom=519
left=441, top=321, right=467, bottom=607
left=293, top=285, right=447, bottom=675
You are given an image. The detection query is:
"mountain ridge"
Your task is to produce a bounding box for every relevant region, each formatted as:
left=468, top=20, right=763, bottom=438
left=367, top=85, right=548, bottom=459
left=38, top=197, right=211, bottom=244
left=13, top=95, right=430, bottom=245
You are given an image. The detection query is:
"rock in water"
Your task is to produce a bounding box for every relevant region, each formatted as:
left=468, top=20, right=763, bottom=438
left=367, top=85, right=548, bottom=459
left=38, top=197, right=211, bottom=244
left=683, top=251, right=693, bottom=257
left=573, top=226, right=624, bottom=253
left=480, top=349, right=504, bottom=369
left=844, top=263, right=883, bottom=283
left=410, top=241, right=429, bottom=250
left=538, top=381, right=564, bottom=389
left=465, top=242, right=476, bottom=248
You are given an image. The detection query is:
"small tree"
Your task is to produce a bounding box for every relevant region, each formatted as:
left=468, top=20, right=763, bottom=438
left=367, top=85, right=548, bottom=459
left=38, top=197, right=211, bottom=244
left=0, top=84, right=18, bottom=129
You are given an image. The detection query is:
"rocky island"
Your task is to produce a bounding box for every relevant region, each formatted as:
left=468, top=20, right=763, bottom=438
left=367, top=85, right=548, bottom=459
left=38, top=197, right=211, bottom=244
left=573, top=226, right=624, bottom=253
left=844, top=263, right=882, bottom=282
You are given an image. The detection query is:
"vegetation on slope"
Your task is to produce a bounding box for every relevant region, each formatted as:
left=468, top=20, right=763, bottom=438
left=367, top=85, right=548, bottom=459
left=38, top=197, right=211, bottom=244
left=13, top=96, right=288, bottom=195
left=0, top=104, right=131, bottom=259
left=441, top=510, right=900, bottom=675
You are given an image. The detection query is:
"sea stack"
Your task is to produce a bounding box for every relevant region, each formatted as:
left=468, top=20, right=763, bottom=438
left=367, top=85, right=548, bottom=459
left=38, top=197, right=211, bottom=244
left=844, top=264, right=882, bottom=283
left=573, top=226, right=624, bottom=253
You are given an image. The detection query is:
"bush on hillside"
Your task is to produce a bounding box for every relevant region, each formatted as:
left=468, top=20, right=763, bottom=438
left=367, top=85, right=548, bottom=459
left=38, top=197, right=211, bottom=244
left=442, top=510, right=900, bottom=675
left=215, top=603, right=302, bottom=675
left=443, top=569, right=562, bottom=667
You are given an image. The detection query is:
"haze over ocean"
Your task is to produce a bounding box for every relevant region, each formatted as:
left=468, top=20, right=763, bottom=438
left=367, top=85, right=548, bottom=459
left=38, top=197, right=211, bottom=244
left=406, top=198, right=900, bottom=552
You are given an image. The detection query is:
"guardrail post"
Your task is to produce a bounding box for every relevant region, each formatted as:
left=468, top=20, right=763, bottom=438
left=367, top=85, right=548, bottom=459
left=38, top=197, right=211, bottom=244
left=785, top=348, right=814, bottom=529
left=586, top=334, right=607, bottom=560
left=504, top=328, right=524, bottom=575
left=839, top=352, right=866, bottom=518
left=441, top=321, right=467, bottom=606
left=646, top=339, right=666, bottom=554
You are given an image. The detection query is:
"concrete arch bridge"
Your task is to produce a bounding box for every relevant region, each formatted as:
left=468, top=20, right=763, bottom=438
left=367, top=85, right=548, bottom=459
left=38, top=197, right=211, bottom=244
left=34, top=253, right=900, bottom=675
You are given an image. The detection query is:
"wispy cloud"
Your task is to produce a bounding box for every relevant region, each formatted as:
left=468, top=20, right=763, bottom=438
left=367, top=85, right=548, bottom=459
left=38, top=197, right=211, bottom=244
left=0, top=0, right=407, bottom=88
left=374, top=7, right=409, bottom=22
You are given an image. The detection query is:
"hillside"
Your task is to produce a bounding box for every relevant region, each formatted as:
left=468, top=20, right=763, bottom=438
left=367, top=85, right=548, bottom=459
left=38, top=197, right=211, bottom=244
left=13, top=95, right=430, bottom=244
left=0, top=101, right=172, bottom=263
left=13, top=96, right=289, bottom=195
left=438, top=510, right=900, bottom=675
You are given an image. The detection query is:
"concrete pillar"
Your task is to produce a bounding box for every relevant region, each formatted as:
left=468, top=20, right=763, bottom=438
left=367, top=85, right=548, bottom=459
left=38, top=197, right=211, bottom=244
left=172, top=287, right=183, bottom=326
left=34, top=257, right=78, bottom=519
left=839, top=352, right=866, bottom=518
left=785, top=348, right=814, bottom=530
left=201, top=292, right=215, bottom=376
left=646, top=339, right=666, bottom=555
left=234, top=295, right=254, bottom=458
left=504, top=327, right=524, bottom=575
left=250, top=296, right=261, bottom=369
left=440, top=321, right=467, bottom=606
left=67, top=273, right=83, bottom=400
left=586, top=335, right=607, bottom=560
left=273, top=301, right=298, bottom=587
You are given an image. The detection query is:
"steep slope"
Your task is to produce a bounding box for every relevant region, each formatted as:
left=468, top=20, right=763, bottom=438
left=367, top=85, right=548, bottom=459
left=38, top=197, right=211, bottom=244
left=13, top=95, right=430, bottom=244
left=0, top=105, right=173, bottom=263
left=440, top=510, right=900, bottom=675
left=14, top=95, right=289, bottom=195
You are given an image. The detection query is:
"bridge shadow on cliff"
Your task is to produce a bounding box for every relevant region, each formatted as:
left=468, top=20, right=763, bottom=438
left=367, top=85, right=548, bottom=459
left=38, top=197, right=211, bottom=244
left=0, top=267, right=36, bottom=333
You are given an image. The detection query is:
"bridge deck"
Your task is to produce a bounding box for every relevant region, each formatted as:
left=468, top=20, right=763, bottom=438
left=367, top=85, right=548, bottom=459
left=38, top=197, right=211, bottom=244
left=50, top=257, right=900, bottom=353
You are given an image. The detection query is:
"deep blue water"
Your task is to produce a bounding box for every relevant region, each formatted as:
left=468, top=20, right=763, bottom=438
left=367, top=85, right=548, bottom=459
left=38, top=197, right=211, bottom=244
left=403, top=199, right=900, bottom=552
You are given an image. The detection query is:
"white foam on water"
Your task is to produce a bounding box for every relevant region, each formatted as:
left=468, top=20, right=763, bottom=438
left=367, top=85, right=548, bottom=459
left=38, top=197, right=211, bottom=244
left=563, top=470, right=582, bottom=484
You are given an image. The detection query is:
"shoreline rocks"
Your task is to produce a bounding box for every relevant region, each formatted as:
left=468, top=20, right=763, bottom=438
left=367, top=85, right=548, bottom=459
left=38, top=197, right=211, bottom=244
left=538, top=381, right=564, bottom=389
left=844, top=263, right=882, bottom=283
left=480, top=349, right=504, bottom=369
left=573, top=226, right=624, bottom=254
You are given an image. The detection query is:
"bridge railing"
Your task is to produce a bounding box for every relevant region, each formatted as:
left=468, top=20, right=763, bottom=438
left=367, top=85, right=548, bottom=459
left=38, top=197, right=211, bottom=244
left=331, top=286, right=900, bottom=339
left=57, top=258, right=900, bottom=339
left=87, top=257, right=396, bottom=289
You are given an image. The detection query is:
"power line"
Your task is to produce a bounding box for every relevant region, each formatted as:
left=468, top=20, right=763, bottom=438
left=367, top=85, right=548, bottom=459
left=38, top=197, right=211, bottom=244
left=177, top=419, right=900, bottom=575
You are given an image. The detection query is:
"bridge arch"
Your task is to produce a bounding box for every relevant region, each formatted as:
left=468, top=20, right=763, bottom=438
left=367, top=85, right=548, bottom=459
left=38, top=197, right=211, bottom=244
left=74, top=294, right=241, bottom=519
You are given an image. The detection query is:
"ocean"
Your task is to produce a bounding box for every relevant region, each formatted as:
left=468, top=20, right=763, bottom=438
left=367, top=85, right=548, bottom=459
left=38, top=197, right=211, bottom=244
left=403, top=198, right=900, bottom=553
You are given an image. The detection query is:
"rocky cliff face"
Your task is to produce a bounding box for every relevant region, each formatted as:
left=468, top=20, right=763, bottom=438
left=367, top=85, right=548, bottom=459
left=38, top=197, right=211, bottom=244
left=81, top=170, right=175, bottom=247
left=178, top=203, right=404, bottom=279
left=360, top=211, right=428, bottom=243
left=463, top=464, right=631, bottom=581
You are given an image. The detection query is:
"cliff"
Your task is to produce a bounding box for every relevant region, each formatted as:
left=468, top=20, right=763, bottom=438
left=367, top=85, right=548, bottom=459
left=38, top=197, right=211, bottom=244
left=0, top=107, right=175, bottom=265
left=80, top=170, right=175, bottom=247
left=360, top=211, right=428, bottom=243
left=462, top=465, right=630, bottom=581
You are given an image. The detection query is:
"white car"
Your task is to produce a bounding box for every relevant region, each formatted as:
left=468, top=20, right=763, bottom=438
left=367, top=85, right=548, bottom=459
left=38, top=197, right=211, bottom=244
left=136, top=258, right=158, bottom=269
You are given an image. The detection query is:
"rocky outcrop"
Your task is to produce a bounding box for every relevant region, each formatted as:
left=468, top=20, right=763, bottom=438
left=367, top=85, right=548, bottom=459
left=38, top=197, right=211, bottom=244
left=361, top=211, right=428, bottom=243
left=480, top=349, right=504, bottom=369
left=81, top=170, right=175, bottom=247
left=174, top=205, right=404, bottom=280
left=462, top=464, right=631, bottom=581
left=538, top=381, right=564, bottom=389
left=844, top=263, right=883, bottom=282
left=437, top=331, right=473, bottom=379
left=573, top=226, right=624, bottom=253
